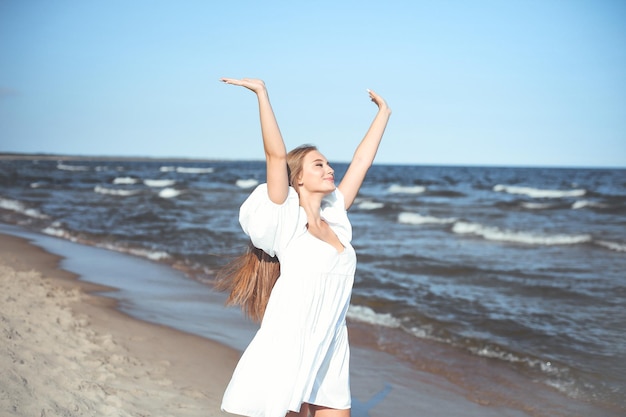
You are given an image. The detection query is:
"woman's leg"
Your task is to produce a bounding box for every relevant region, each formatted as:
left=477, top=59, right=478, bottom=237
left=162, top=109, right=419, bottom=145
left=286, top=403, right=310, bottom=417
left=309, top=404, right=350, bottom=417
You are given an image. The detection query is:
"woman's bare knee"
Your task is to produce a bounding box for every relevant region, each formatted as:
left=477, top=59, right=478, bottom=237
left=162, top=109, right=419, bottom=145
left=309, top=404, right=350, bottom=417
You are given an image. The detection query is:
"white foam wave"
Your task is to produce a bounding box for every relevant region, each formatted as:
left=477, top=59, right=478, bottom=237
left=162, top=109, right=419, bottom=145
left=494, top=184, right=586, bottom=199
left=144, top=179, right=176, bottom=188
left=470, top=345, right=567, bottom=381
left=543, top=378, right=582, bottom=399
left=30, top=182, right=46, bottom=189
left=57, top=163, right=89, bottom=171
left=42, top=227, right=171, bottom=261
left=357, top=200, right=385, bottom=210
left=42, top=226, right=77, bottom=241
left=595, top=240, right=626, bottom=252
left=113, top=177, right=139, bottom=185
left=126, top=248, right=170, bottom=261
left=178, top=166, right=214, bottom=174
left=571, top=200, right=607, bottom=210
left=388, top=184, right=426, bottom=194
left=398, top=212, right=457, bottom=225
left=158, top=188, right=181, bottom=199
left=95, top=165, right=124, bottom=172
left=159, top=166, right=214, bottom=174
left=459, top=343, right=581, bottom=399
left=98, top=242, right=170, bottom=261
left=472, top=346, right=525, bottom=363
left=347, top=305, right=402, bottom=328
left=452, top=221, right=592, bottom=245
left=521, top=202, right=555, bottom=210
left=0, top=197, right=48, bottom=219
left=94, top=185, right=140, bottom=197
left=236, top=179, right=259, bottom=189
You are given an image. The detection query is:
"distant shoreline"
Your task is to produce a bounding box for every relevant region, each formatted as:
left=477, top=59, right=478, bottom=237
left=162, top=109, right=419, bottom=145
left=1, top=152, right=622, bottom=170
left=0, top=152, right=227, bottom=163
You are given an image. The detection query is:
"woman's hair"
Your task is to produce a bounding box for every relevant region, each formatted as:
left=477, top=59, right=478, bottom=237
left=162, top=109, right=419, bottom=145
left=215, top=145, right=317, bottom=322
left=286, top=144, right=317, bottom=192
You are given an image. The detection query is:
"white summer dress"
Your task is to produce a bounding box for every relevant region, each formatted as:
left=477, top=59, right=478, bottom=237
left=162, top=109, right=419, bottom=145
left=221, top=184, right=356, bottom=417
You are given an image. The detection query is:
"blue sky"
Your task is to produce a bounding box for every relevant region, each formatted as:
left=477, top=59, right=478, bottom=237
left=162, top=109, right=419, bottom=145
left=1, top=0, right=624, bottom=167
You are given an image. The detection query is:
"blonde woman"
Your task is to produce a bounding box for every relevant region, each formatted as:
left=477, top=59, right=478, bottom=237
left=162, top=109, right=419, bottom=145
left=218, top=77, right=391, bottom=417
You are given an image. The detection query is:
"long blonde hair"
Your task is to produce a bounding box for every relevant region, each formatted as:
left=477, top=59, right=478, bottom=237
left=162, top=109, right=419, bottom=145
left=216, top=145, right=317, bottom=322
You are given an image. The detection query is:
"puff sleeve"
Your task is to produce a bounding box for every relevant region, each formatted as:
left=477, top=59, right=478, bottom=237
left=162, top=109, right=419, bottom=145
left=239, top=184, right=302, bottom=258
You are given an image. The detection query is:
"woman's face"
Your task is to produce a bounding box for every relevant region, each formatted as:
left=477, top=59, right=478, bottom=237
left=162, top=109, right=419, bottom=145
left=298, top=150, right=336, bottom=194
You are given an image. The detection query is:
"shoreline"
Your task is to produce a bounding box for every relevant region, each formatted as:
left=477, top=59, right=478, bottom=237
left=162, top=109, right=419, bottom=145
left=0, top=231, right=239, bottom=416
left=0, top=226, right=615, bottom=417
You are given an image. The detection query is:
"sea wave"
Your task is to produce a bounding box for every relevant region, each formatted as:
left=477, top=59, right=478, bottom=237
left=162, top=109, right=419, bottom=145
left=388, top=184, right=426, bottom=194
left=113, top=177, right=139, bottom=185
left=357, top=200, right=385, bottom=210
left=467, top=344, right=586, bottom=399
left=398, top=212, right=457, bottom=225
left=469, top=344, right=568, bottom=377
left=42, top=225, right=170, bottom=260
left=42, top=226, right=78, bottom=241
left=158, top=188, right=181, bottom=199
left=98, top=242, right=171, bottom=261
left=494, top=184, right=586, bottom=199
left=96, top=166, right=124, bottom=172
left=347, top=305, right=402, bottom=328
left=144, top=179, right=176, bottom=188
left=235, top=179, right=259, bottom=189
left=0, top=197, right=48, bottom=219
left=452, top=221, right=592, bottom=245
left=595, top=240, right=626, bottom=252
left=571, top=200, right=607, bottom=210
left=160, top=166, right=214, bottom=174
left=94, top=185, right=140, bottom=197
left=520, top=202, right=557, bottom=210
left=57, top=163, right=90, bottom=172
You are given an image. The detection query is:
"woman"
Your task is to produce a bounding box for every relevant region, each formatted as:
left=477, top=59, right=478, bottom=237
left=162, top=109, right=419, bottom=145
left=218, top=77, right=391, bottom=417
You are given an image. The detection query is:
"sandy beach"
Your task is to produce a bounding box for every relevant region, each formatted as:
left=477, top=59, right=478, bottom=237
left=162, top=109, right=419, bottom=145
left=0, top=232, right=239, bottom=416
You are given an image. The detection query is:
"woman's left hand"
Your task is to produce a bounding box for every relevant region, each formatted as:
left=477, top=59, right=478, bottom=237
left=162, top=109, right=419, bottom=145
left=366, top=89, right=390, bottom=113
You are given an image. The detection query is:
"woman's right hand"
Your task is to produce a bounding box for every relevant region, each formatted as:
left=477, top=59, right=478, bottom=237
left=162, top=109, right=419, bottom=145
left=220, top=77, right=267, bottom=94
left=221, top=76, right=288, bottom=203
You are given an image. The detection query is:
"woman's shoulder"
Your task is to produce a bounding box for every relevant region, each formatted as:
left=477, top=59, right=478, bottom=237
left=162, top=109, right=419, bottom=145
left=320, top=187, right=352, bottom=242
left=240, top=183, right=301, bottom=225
left=247, top=183, right=299, bottom=205
left=321, top=187, right=346, bottom=213
left=239, top=183, right=303, bottom=257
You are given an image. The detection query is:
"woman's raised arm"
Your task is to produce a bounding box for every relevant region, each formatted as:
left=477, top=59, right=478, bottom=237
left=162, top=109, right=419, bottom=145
left=338, top=89, right=391, bottom=210
left=221, top=78, right=289, bottom=204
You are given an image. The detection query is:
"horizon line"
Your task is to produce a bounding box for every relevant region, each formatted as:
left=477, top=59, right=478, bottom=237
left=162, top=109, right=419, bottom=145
left=1, top=151, right=624, bottom=170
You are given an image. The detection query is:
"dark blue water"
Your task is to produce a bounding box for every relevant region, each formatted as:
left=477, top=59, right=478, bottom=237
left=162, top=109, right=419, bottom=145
left=1, top=157, right=624, bottom=414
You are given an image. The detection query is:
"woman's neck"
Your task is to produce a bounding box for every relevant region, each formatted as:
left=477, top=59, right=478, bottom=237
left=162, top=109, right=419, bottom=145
left=298, top=191, right=325, bottom=225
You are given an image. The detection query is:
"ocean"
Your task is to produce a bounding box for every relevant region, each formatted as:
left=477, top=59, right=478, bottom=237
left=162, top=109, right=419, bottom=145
left=0, top=156, right=624, bottom=416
